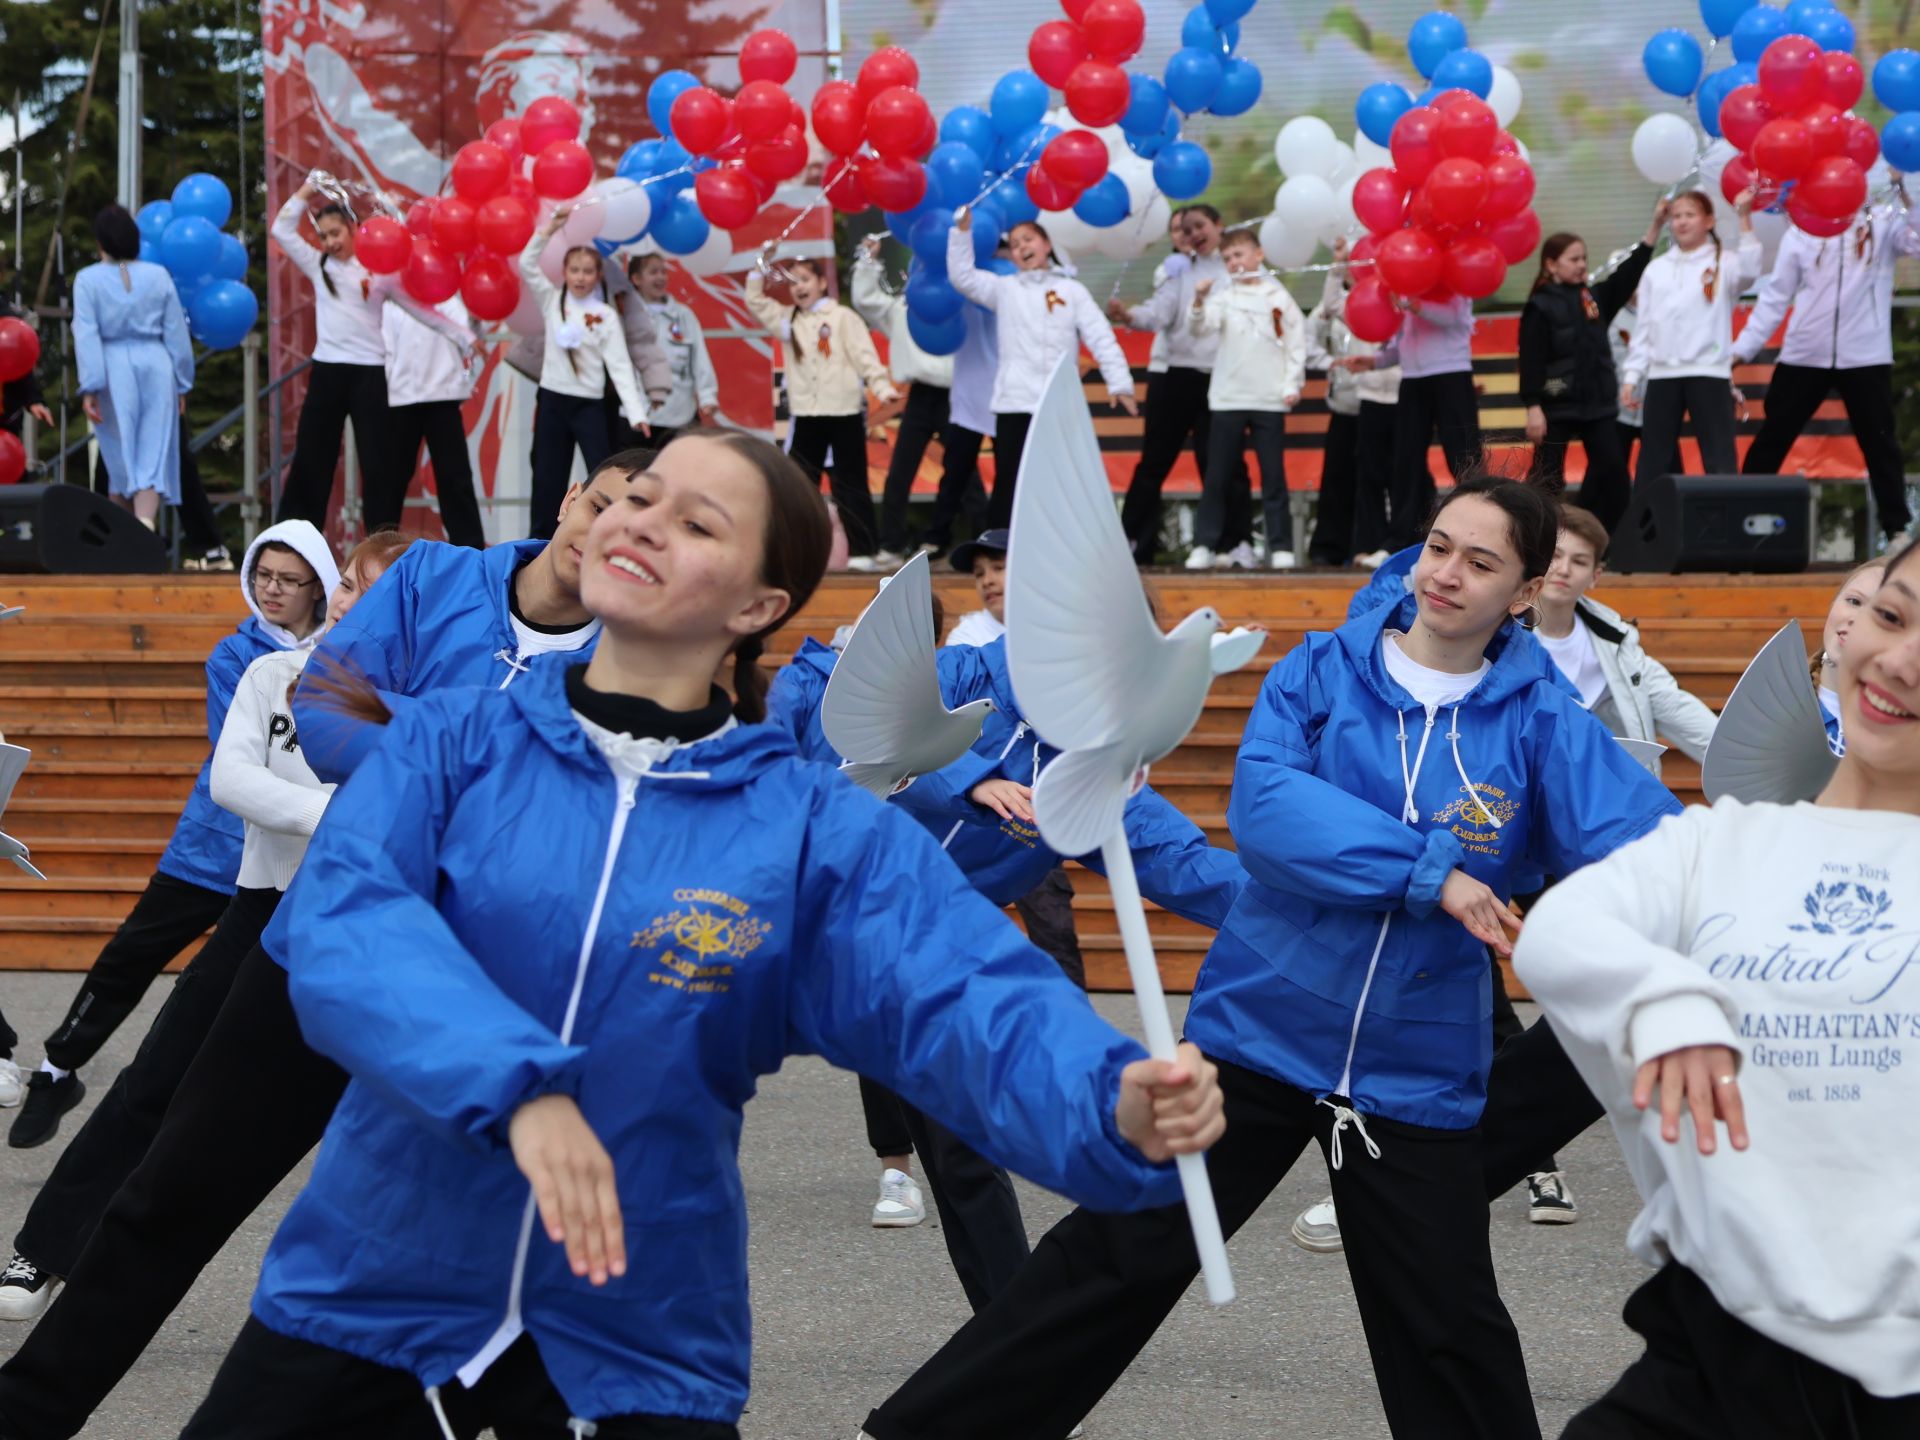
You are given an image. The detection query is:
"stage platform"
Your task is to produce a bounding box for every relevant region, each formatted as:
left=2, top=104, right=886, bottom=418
left=0, top=569, right=1838, bottom=991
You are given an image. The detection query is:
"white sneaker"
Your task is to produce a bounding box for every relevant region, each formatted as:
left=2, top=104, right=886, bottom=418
left=1289, top=1196, right=1342, bottom=1253
left=1356, top=549, right=1391, bottom=570
left=1224, top=542, right=1259, bottom=570
left=0, top=1253, right=58, bottom=1321
left=843, top=555, right=881, bottom=573
left=1183, top=545, right=1215, bottom=571
left=872, top=549, right=907, bottom=568
left=1268, top=549, right=1298, bottom=570
left=871, top=1168, right=926, bottom=1228
left=0, top=1059, right=20, bottom=1108
left=1526, top=1170, right=1580, bottom=1224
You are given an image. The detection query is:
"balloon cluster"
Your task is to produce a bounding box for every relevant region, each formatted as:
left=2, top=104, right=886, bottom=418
left=1872, top=49, right=1920, bottom=177
left=0, top=318, right=37, bottom=483
left=135, top=174, right=257, bottom=350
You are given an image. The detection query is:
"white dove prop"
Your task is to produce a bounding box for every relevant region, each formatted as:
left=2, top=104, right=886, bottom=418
left=1004, top=356, right=1264, bottom=1307
left=1615, top=738, right=1668, bottom=775
left=820, top=551, right=994, bottom=800
left=0, top=743, right=45, bottom=880
left=1701, top=621, right=1838, bottom=805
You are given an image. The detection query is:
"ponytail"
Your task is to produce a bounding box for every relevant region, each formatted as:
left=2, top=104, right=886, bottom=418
left=312, top=202, right=352, bottom=298
left=731, top=635, right=770, bottom=723
left=319, top=254, right=338, bottom=299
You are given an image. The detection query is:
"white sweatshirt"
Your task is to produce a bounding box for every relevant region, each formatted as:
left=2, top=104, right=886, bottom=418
left=209, top=647, right=333, bottom=891
left=1515, top=797, right=1920, bottom=1397
left=1375, top=294, right=1475, bottom=379
left=1732, top=204, right=1920, bottom=371
left=1621, top=233, right=1765, bottom=387
left=270, top=196, right=467, bottom=367
left=851, top=254, right=954, bottom=390
left=946, top=228, right=1134, bottom=415
left=1127, top=250, right=1226, bottom=372
left=643, top=298, right=719, bottom=429
left=381, top=296, right=475, bottom=408
left=517, top=235, right=650, bottom=425
left=1191, top=274, right=1306, bottom=412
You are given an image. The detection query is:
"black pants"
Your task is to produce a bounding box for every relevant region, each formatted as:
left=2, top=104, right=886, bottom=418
left=380, top=400, right=485, bottom=548
left=1488, top=959, right=1560, bottom=1178
left=1563, top=1264, right=1920, bottom=1440
left=1352, top=399, right=1398, bottom=556
left=1743, top=361, right=1910, bottom=538
left=93, top=416, right=224, bottom=552
left=921, top=424, right=991, bottom=552
left=1479, top=1014, right=1602, bottom=1201
left=1198, top=410, right=1289, bottom=554
left=16, top=887, right=279, bottom=1278
left=897, top=1103, right=1031, bottom=1313
left=1637, top=377, right=1737, bottom=484
left=1533, top=414, right=1632, bottom=535
left=985, top=412, right=1034, bottom=531
left=878, top=383, right=952, bottom=553
left=530, top=388, right=612, bottom=541
left=1012, top=865, right=1084, bottom=991
left=183, top=1321, right=739, bottom=1440
left=860, top=1075, right=915, bottom=1159
left=40, top=871, right=229, bottom=1074
left=277, top=361, right=394, bottom=528
left=862, top=1058, right=1538, bottom=1440
left=1311, top=409, right=1360, bottom=565
left=789, top=412, right=880, bottom=557
left=1120, top=367, right=1211, bottom=564
left=0, top=946, right=347, bottom=1440
left=1389, top=373, right=1481, bottom=550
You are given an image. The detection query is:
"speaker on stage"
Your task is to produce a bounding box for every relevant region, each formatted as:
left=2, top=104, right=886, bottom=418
left=1607, top=474, right=1811, bottom=575
left=0, top=484, right=169, bottom=574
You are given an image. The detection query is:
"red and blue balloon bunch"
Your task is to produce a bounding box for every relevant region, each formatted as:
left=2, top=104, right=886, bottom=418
left=135, top=174, right=257, bottom=350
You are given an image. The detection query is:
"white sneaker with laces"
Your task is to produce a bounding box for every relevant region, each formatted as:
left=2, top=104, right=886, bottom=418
left=0, top=1059, right=21, bottom=1108
left=843, top=555, right=881, bottom=573
left=1267, top=549, right=1299, bottom=570
left=1526, top=1170, right=1579, bottom=1224
left=1225, top=542, right=1259, bottom=570
left=0, top=1252, right=58, bottom=1321
left=872, top=549, right=907, bottom=568
left=1356, top=549, right=1391, bottom=570
left=1183, top=545, right=1215, bottom=571
left=871, top=1168, right=926, bottom=1228
left=1289, top=1196, right=1342, bottom=1253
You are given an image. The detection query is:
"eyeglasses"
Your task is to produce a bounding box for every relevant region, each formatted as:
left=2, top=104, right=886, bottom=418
left=254, top=568, right=318, bottom=594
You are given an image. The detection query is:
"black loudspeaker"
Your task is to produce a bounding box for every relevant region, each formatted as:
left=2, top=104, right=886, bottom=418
left=0, top=484, right=169, bottom=574
left=1607, top=474, right=1811, bottom=575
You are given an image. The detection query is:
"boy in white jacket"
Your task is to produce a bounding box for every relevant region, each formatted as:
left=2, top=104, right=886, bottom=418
left=1187, top=228, right=1305, bottom=570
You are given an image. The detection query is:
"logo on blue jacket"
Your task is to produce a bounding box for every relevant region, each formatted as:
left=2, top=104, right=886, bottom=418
left=632, top=887, right=772, bottom=995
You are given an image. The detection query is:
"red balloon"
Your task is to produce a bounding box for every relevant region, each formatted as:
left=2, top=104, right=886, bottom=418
left=695, top=167, right=761, bottom=230
left=747, top=125, right=810, bottom=182
left=1444, top=236, right=1506, bottom=299
left=1433, top=96, right=1497, bottom=162
left=1757, top=34, right=1824, bottom=112
left=1344, top=275, right=1401, bottom=342
left=1060, top=0, right=1092, bottom=18
left=1042, top=128, right=1109, bottom=191
left=1799, top=154, right=1868, bottom=220
left=1786, top=188, right=1853, bottom=237
left=484, top=118, right=525, bottom=164
left=1389, top=106, right=1442, bottom=187
left=1026, top=163, right=1081, bottom=211
left=1752, top=117, right=1815, bottom=181
left=1352, top=167, right=1407, bottom=235
left=740, top=29, right=799, bottom=85
left=354, top=217, right=411, bottom=275
left=429, top=196, right=477, bottom=256
left=507, top=176, right=538, bottom=211
left=532, top=140, right=595, bottom=199
left=825, top=163, right=868, bottom=214
left=519, top=96, right=582, bottom=156
left=742, top=166, right=778, bottom=205
left=403, top=240, right=460, bottom=305
left=735, top=80, right=792, bottom=144
left=1487, top=208, right=1541, bottom=265
left=1348, top=234, right=1381, bottom=267
left=0, top=316, right=40, bottom=384
left=866, top=86, right=932, bottom=159
left=1376, top=228, right=1444, bottom=296
left=1081, top=0, right=1145, bottom=63
left=1843, top=117, right=1880, bottom=170
left=812, top=81, right=866, bottom=156
left=1719, top=153, right=1783, bottom=210
left=1424, top=157, right=1489, bottom=228
left=857, top=47, right=920, bottom=107
left=912, top=106, right=940, bottom=160
left=670, top=88, right=731, bottom=156
left=0, top=430, right=24, bottom=486
left=451, top=141, right=511, bottom=203
left=1065, top=61, right=1131, bottom=127
left=1029, top=21, right=1090, bottom=89
left=1489, top=129, right=1521, bottom=157
left=1801, top=103, right=1849, bottom=159
left=1718, top=84, right=1775, bottom=152
left=475, top=195, right=535, bottom=255
left=1820, top=51, right=1865, bottom=111
left=1484, top=155, right=1534, bottom=221
left=459, top=253, right=521, bottom=322
left=405, top=201, right=435, bottom=240
left=860, top=154, right=928, bottom=212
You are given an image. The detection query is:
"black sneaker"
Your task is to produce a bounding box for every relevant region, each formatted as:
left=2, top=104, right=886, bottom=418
left=1526, top=1170, right=1579, bottom=1224
left=7, top=1071, right=84, bottom=1149
left=0, top=1252, right=58, bottom=1321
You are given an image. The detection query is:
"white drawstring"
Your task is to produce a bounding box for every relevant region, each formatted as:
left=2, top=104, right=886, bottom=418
left=569, top=1420, right=599, bottom=1437
left=1395, top=708, right=1436, bottom=823
left=424, top=1386, right=459, bottom=1440
left=493, top=648, right=532, bottom=688
left=1324, top=1102, right=1382, bottom=1171
left=1445, top=705, right=1498, bottom=829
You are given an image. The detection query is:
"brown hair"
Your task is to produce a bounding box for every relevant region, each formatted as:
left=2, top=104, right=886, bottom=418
left=1427, top=456, right=1564, bottom=581
left=1558, top=506, right=1611, bottom=563
left=786, top=256, right=829, bottom=283
left=1670, top=190, right=1723, bottom=270
left=558, top=245, right=607, bottom=375
left=311, top=202, right=354, bottom=298
left=1532, top=232, right=1583, bottom=293
left=1812, top=555, right=1898, bottom=686
left=290, top=532, right=417, bottom=704
left=1219, top=227, right=1262, bottom=253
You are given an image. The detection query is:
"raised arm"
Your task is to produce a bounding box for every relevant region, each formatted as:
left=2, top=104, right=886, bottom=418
left=291, top=547, right=426, bottom=781
left=945, top=216, right=1000, bottom=310
left=849, top=243, right=899, bottom=332
left=1731, top=239, right=1800, bottom=365
left=742, top=265, right=791, bottom=337
left=269, top=190, right=325, bottom=286
left=1124, top=270, right=1182, bottom=335
left=518, top=222, right=562, bottom=309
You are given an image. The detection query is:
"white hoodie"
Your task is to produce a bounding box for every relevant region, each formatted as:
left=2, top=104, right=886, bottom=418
left=1127, top=249, right=1226, bottom=372
left=1516, top=798, right=1920, bottom=1397
left=381, top=296, right=476, bottom=409
left=240, top=521, right=341, bottom=651
left=1732, top=203, right=1920, bottom=371
left=1191, top=272, right=1305, bottom=412
left=209, top=647, right=333, bottom=890
left=1621, top=233, right=1765, bottom=387
left=517, top=235, right=650, bottom=426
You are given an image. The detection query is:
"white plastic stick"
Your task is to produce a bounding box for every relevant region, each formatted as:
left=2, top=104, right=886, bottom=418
left=1100, top=821, right=1236, bottom=1306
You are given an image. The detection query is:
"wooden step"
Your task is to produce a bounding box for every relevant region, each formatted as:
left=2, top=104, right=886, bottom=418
left=5, top=618, right=240, bottom=652
left=7, top=798, right=185, bottom=840
left=0, top=687, right=210, bottom=728
left=10, top=761, right=200, bottom=803
left=3, top=838, right=168, bottom=880
left=1, top=725, right=210, bottom=765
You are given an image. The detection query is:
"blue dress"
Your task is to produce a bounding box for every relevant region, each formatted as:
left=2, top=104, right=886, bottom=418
left=72, top=259, right=194, bottom=502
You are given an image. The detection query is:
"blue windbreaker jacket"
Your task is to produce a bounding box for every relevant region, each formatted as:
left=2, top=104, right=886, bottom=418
left=260, top=659, right=1182, bottom=1423
left=1184, top=595, right=1681, bottom=1130
left=1347, top=544, right=1420, bottom=620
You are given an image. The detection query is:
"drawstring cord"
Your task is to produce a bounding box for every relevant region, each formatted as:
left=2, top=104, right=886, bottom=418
left=1325, top=1102, right=1382, bottom=1170
left=1445, top=705, right=1498, bottom=829
left=494, top=649, right=533, bottom=688
left=425, top=1386, right=458, bottom=1440
left=1395, top=707, right=1436, bottom=823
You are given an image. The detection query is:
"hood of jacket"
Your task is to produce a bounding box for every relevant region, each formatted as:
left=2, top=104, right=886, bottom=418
left=241, top=520, right=342, bottom=650
left=1336, top=592, right=1560, bottom=711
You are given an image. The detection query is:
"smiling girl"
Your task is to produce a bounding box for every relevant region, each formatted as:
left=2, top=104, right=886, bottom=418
left=1814, top=559, right=1888, bottom=755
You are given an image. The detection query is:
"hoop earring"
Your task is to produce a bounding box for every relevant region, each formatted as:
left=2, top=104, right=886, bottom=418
left=1515, top=602, right=1542, bottom=632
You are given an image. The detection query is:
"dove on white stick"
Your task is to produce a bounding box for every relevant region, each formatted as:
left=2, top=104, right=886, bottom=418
left=1702, top=621, right=1839, bottom=806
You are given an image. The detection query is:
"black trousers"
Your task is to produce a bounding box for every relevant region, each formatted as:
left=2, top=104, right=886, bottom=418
left=1197, top=410, right=1289, bottom=554
left=878, top=383, right=952, bottom=553
left=41, top=871, right=229, bottom=1074
left=1637, top=377, right=1737, bottom=484
left=985, top=412, right=1034, bottom=531
left=1311, top=409, right=1361, bottom=565
left=1120, top=367, right=1211, bottom=564
left=530, top=388, right=612, bottom=541
left=860, top=1075, right=915, bottom=1159
left=1389, top=373, right=1481, bottom=550
left=183, top=1321, right=739, bottom=1440
left=16, top=887, right=279, bottom=1277
left=1013, top=865, right=1084, bottom=991
left=1488, top=959, right=1560, bottom=1179
left=789, top=412, right=880, bottom=557
left=1532, top=414, right=1632, bottom=535
left=380, top=400, right=485, bottom=548
left=862, top=1058, right=1538, bottom=1440
left=921, top=424, right=991, bottom=552
left=1352, top=399, right=1398, bottom=556
left=0, top=946, right=347, bottom=1440
left=898, top=1103, right=1031, bottom=1313
left=1743, top=361, right=1911, bottom=538
left=1479, top=1012, right=1603, bottom=1200
left=93, top=416, right=224, bottom=552
left=1563, top=1263, right=1920, bottom=1440
left=277, top=361, right=394, bottom=528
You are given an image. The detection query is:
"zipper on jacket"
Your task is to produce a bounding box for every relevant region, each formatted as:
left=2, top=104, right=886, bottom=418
left=940, top=721, right=1030, bottom=852
left=1831, top=239, right=1844, bottom=370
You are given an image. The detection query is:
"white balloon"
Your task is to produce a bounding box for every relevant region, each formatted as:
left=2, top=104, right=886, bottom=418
left=1632, top=113, right=1700, bottom=186
left=595, top=178, right=652, bottom=243
left=1352, top=130, right=1392, bottom=172
left=1271, top=217, right=1321, bottom=268
left=1274, top=116, right=1341, bottom=181
left=562, top=195, right=606, bottom=246
left=681, top=225, right=735, bottom=277
left=1041, top=207, right=1098, bottom=267
left=1323, top=175, right=1360, bottom=245
left=538, top=231, right=570, bottom=286
left=1274, top=174, right=1336, bottom=240
left=1488, top=66, right=1523, bottom=128
left=504, top=281, right=545, bottom=338
left=1325, top=141, right=1359, bottom=189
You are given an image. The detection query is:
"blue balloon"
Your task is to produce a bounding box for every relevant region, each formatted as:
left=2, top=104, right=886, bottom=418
left=1355, top=82, right=1414, bottom=148
left=1122, top=73, right=1171, bottom=136
left=990, top=70, right=1048, bottom=137
left=941, top=105, right=995, bottom=163
left=157, top=216, right=221, bottom=283
left=1431, top=47, right=1494, bottom=99
left=1163, top=46, right=1224, bottom=113
left=1643, top=29, right=1706, bottom=98
left=214, top=232, right=248, bottom=283
left=188, top=280, right=258, bottom=350
left=1128, top=110, right=1181, bottom=159
left=1204, top=0, right=1255, bottom=22
left=1407, top=10, right=1469, bottom=79
left=1731, top=4, right=1788, bottom=64
left=170, top=173, right=233, bottom=228
left=1153, top=139, right=1212, bottom=200
left=647, top=71, right=700, bottom=136
left=1180, top=6, right=1238, bottom=52
left=1697, top=67, right=1741, bottom=138
left=138, top=237, right=160, bottom=264
left=908, top=308, right=967, bottom=357
left=884, top=190, right=939, bottom=236
left=970, top=204, right=1006, bottom=264
left=926, top=142, right=986, bottom=212
left=617, top=139, right=663, bottom=181
left=135, top=201, right=174, bottom=243
left=994, top=123, right=1060, bottom=175
left=650, top=191, right=710, bottom=255
left=1209, top=57, right=1263, bottom=116
left=986, top=180, right=1039, bottom=228
left=1699, top=0, right=1758, bottom=37
left=1073, top=174, right=1131, bottom=227
left=1782, top=0, right=1834, bottom=35
left=1803, top=8, right=1853, bottom=51
left=906, top=269, right=965, bottom=324
left=1874, top=50, right=1920, bottom=113
left=1883, top=111, right=1920, bottom=173
left=910, top=208, right=957, bottom=263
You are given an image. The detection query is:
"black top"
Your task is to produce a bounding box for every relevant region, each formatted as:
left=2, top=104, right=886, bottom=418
left=564, top=664, right=734, bottom=744
left=508, top=562, right=595, bottom=638
left=1517, top=241, right=1654, bottom=421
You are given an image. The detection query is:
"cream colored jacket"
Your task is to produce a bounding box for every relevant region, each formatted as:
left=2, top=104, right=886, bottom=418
left=745, top=274, right=898, bottom=417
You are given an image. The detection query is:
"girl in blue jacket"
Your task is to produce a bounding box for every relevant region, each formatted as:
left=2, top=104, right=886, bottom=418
left=175, top=430, right=1226, bottom=1440
left=861, top=470, right=1682, bottom=1440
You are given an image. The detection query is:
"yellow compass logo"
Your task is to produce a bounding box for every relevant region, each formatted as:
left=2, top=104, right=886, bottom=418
left=631, top=889, right=772, bottom=997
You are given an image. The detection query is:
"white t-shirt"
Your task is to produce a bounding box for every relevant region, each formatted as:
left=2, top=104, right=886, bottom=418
left=1382, top=632, right=1488, bottom=712
left=1537, top=621, right=1609, bottom=709
left=945, top=610, right=1006, bottom=648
